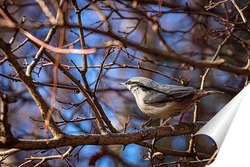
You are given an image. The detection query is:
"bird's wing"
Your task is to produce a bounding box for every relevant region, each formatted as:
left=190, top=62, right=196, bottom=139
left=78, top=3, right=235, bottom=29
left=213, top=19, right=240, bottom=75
left=143, top=92, right=169, bottom=104
left=143, top=84, right=196, bottom=104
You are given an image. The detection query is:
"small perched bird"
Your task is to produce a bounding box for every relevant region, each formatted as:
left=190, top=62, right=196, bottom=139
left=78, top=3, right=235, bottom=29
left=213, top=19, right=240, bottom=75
left=120, top=77, right=223, bottom=126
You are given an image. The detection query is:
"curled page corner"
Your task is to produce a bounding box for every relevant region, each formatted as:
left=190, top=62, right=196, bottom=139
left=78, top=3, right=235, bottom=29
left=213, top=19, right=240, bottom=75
left=195, top=85, right=246, bottom=149
left=194, top=84, right=250, bottom=166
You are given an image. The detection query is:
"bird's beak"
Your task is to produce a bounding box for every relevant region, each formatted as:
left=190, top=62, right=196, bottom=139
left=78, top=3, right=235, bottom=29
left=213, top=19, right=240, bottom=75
left=119, top=82, right=126, bottom=86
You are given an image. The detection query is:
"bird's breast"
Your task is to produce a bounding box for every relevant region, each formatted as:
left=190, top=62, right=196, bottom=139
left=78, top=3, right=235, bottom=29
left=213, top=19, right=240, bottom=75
left=135, top=96, right=194, bottom=119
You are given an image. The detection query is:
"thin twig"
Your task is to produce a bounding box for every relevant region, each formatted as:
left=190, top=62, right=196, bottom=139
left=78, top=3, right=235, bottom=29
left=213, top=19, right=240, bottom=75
left=0, top=39, right=64, bottom=138
left=25, top=26, right=57, bottom=76
left=93, top=47, right=114, bottom=93
left=0, top=8, right=96, bottom=55
left=230, top=0, right=247, bottom=23
left=25, top=146, right=74, bottom=167
left=71, top=0, right=91, bottom=90
left=29, top=42, right=108, bottom=134
left=200, top=35, right=231, bottom=90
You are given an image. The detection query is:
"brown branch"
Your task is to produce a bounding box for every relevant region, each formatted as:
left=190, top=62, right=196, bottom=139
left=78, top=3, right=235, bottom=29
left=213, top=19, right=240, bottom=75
left=46, top=2, right=67, bottom=136
left=0, top=73, right=80, bottom=91
left=200, top=35, right=231, bottom=90
left=0, top=7, right=96, bottom=55
left=25, top=146, right=74, bottom=167
left=93, top=47, right=114, bottom=93
left=230, top=0, right=247, bottom=23
left=71, top=1, right=118, bottom=134
left=36, top=0, right=56, bottom=24
left=77, top=25, right=250, bottom=75
left=25, top=26, right=57, bottom=76
left=136, top=141, right=191, bottom=157
left=0, top=4, right=110, bottom=134
left=27, top=41, right=110, bottom=134
left=4, top=123, right=204, bottom=151
left=0, top=148, right=20, bottom=157
left=0, top=92, right=17, bottom=146
left=70, top=0, right=119, bottom=134
left=0, top=39, right=64, bottom=138
left=72, top=0, right=90, bottom=88
left=19, top=25, right=96, bottom=54
left=1, top=7, right=249, bottom=75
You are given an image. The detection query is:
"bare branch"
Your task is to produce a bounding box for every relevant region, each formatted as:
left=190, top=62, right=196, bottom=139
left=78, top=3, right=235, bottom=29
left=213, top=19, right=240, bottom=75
left=230, top=0, right=247, bottom=23
left=0, top=8, right=96, bottom=55
left=6, top=123, right=204, bottom=150
left=0, top=0, right=247, bottom=165
left=0, top=148, right=20, bottom=156
left=25, top=146, right=74, bottom=167
left=79, top=25, right=250, bottom=75
left=0, top=39, right=64, bottom=138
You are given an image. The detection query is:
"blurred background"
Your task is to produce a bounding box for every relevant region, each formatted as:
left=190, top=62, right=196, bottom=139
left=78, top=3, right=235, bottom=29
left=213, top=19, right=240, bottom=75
left=0, top=0, right=250, bottom=166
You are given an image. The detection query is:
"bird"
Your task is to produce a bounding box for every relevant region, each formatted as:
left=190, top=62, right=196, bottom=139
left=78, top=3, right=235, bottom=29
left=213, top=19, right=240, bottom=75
left=119, top=77, right=223, bottom=126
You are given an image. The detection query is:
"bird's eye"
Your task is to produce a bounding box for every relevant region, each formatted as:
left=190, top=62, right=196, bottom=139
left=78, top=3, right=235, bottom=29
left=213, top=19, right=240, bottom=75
left=138, top=85, right=150, bottom=91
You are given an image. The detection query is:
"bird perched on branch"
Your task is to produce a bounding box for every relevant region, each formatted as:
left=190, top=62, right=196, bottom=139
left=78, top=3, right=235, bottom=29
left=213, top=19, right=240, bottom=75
left=120, top=77, right=223, bottom=126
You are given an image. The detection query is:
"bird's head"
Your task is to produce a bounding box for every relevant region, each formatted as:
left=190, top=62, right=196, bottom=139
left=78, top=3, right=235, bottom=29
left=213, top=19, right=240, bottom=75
left=119, top=77, right=155, bottom=94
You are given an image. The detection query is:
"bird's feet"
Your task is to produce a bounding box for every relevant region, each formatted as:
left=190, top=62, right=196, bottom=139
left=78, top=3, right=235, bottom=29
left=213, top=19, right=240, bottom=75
left=161, top=118, right=171, bottom=127
left=140, top=118, right=152, bottom=128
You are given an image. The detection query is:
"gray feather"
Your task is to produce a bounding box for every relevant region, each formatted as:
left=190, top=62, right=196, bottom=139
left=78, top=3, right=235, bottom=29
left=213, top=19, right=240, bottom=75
left=142, top=82, right=196, bottom=104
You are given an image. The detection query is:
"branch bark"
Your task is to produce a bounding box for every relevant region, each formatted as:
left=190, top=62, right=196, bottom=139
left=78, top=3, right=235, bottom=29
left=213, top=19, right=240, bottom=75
left=1, top=123, right=204, bottom=150
left=0, top=39, right=64, bottom=138
left=77, top=25, right=250, bottom=75
left=0, top=92, right=17, bottom=146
